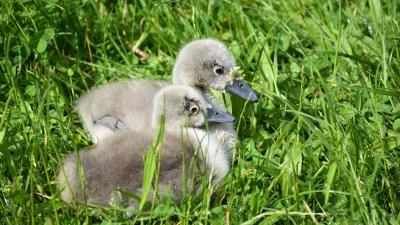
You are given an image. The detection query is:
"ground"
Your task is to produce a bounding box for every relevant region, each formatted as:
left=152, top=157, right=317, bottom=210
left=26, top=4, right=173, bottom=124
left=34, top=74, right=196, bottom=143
left=0, top=0, right=399, bottom=224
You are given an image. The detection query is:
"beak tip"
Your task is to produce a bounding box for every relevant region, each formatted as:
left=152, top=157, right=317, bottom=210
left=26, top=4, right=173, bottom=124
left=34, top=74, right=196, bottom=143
left=250, top=93, right=259, bottom=102
left=206, top=108, right=236, bottom=124
left=225, top=79, right=259, bottom=102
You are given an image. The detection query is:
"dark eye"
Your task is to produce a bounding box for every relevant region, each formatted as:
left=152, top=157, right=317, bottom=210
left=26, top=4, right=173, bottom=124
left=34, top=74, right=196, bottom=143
left=189, top=105, right=199, bottom=115
left=213, top=66, right=224, bottom=75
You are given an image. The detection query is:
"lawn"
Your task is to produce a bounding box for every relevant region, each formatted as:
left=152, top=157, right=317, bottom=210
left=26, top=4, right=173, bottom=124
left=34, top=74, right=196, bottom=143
left=0, top=0, right=399, bottom=224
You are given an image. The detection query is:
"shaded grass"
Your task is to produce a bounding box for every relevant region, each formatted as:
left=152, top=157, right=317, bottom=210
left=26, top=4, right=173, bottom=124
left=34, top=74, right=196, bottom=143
left=0, top=0, right=399, bottom=224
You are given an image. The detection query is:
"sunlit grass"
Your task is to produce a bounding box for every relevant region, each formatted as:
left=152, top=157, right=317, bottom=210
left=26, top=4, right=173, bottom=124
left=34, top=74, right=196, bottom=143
left=0, top=0, right=399, bottom=224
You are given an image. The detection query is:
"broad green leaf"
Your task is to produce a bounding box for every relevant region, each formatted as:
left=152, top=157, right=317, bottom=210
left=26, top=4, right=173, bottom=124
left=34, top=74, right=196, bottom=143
left=278, top=32, right=290, bottom=51
left=393, top=119, right=400, bottom=132
left=376, top=103, right=392, bottom=113
left=36, top=38, right=47, bottom=53
left=290, top=61, right=301, bottom=75
left=44, top=217, right=52, bottom=225
left=25, top=85, right=36, bottom=97
left=43, top=28, right=55, bottom=40
left=67, top=68, right=74, bottom=76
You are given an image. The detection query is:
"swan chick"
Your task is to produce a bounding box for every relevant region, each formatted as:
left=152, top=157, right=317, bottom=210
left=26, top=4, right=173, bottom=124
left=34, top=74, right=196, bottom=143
left=59, top=85, right=235, bottom=208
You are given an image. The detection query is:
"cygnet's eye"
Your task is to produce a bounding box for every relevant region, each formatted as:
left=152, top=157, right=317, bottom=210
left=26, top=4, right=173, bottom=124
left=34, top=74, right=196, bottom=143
left=213, top=65, right=225, bottom=75
left=189, top=105, right=199, bottom=115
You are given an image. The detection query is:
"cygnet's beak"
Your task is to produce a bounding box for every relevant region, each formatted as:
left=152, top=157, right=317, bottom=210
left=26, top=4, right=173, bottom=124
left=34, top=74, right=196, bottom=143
left=225, top=80, right=258, bottom=102
left=206, top=108, right=236, bottom=124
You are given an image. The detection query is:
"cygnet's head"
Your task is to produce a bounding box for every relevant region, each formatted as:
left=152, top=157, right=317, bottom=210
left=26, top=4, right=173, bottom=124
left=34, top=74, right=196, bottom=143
left=152, top=85, right=236, bottom=130
left=172, top=39, right=258, bottom=102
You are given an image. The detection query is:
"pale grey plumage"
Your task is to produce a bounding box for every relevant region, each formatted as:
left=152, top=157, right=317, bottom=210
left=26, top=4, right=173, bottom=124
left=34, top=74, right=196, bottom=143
left=59, top=85, right=230, bottom=207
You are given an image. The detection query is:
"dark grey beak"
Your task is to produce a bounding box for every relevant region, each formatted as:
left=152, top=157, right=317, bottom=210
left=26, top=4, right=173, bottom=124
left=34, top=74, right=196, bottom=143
left=225, top=80, right=258, bottom=102
left=206, top=108, right=236, bottom=124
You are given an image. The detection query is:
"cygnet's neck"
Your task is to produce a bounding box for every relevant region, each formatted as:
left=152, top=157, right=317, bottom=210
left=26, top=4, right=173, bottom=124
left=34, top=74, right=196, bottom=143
left=172, top=72, right=205, bottom=91
left=172, top=73, right=186, bottom=85
left=149, top=124, right=230, bottom=184
left=184, top=128, right=230, bottom=184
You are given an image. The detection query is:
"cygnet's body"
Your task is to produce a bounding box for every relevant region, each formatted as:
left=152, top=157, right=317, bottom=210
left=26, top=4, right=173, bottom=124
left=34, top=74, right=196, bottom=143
left=77, top=39, right=257, bottom=154
left=59, top=85, right=235, bottom=207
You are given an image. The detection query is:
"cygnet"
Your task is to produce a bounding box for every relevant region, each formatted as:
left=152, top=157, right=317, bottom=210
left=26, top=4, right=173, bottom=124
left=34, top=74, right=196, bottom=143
left=59, top=85, right=236, bottom=209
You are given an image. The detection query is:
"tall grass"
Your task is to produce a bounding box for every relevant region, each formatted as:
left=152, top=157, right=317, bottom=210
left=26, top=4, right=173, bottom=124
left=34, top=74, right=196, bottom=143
left=0, top=0, right=399, bottom=224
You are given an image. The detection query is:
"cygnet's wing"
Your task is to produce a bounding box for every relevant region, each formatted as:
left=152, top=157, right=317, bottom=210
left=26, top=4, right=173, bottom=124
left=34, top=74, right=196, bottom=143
left=94, top=115, right=129, bottom=131
left=76, top=80, right=167, bottom=142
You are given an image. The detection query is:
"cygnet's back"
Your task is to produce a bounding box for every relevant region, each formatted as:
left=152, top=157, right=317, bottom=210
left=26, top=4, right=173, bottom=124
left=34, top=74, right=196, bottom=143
left=77, top=80, right=167, bottom=141
left=59, top=85, right=235, bottom=206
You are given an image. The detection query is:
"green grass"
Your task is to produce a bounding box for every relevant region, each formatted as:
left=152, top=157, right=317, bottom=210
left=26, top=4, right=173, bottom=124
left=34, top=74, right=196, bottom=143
left=1, top=0, right=399, bottom=224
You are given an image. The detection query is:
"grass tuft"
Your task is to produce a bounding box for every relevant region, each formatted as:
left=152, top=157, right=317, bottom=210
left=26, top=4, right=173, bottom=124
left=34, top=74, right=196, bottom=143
left=0, top=0, right=399, bottom=224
